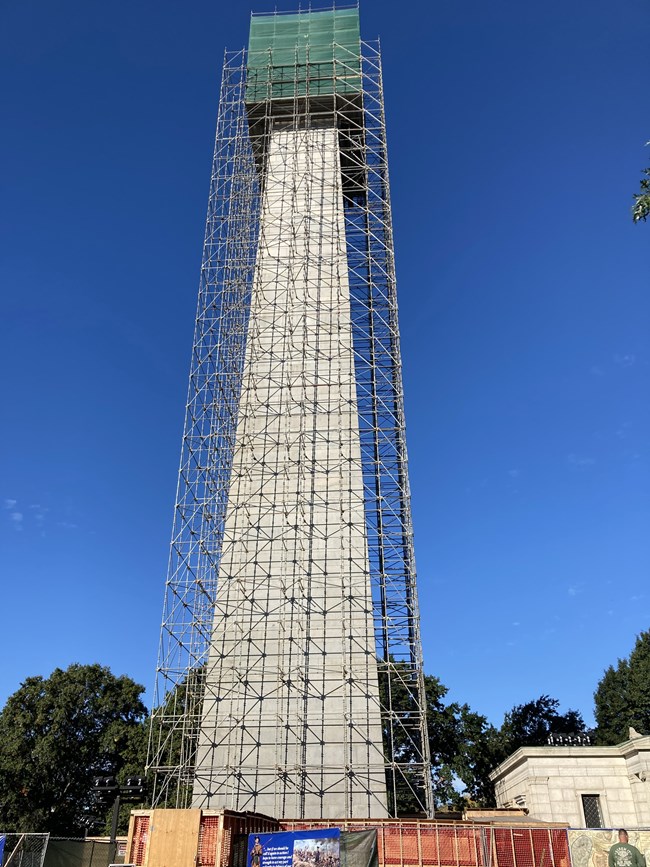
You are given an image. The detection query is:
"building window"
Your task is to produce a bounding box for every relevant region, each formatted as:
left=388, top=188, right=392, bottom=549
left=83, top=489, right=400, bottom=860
left=582, top=794, right=604, bottom=828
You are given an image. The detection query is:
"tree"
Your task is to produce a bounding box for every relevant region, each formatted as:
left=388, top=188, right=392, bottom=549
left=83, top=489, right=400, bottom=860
left=423, top=677, right=502, bottom=809
left=0, top=663, right=148, bottom=835
left=377, top=663, right=431, bottom=815
left=453, top=695, right=585, bottom=808
left=106, top=712, right=149, bottom=835
left=379, top=668, right=507, bottom=811
left=423, top=675, right=467, bottom=807
left=594, top=630, right=650, bottom=744
left=147, top=664, right=206, bottom=809
left=451, top=710, right=502, bottom=808
left=632, top=166, right=650, bottom=223
left=377, top=665, right=468, bottom=814
left=498, top=695, right=585, bottom=753
left=381, top=662, right=587, bottom=812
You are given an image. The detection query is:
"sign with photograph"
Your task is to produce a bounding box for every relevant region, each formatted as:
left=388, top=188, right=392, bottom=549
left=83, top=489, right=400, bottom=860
left=247, top=828, right=341, bottom=867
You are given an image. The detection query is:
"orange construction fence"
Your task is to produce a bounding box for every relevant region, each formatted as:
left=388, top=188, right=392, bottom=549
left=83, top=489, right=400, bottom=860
left=280, top=821, right=571, bottom=867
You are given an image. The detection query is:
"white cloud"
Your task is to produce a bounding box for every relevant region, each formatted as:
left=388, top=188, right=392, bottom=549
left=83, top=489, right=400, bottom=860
left=4, top=498, right=17, bottom=510
left=614, top=353, right=636, bottom=368
left=567, top=453, right=595, bottom=468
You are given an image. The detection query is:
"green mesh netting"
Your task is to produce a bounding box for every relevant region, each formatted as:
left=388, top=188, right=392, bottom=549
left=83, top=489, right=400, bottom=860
left=247, top=8, right=361, bottom=102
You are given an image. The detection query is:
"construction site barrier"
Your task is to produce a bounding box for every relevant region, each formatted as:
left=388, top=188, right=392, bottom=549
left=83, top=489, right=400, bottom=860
left=0, top=833, right=49, bottom=867
left=280, top=822, right=571, bottom=867
left=126, top=812, right=571, bottom=867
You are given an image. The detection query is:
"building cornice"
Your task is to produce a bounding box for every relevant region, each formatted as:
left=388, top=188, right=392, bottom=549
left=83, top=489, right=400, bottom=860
left=489, top=736, right=650, bottom=782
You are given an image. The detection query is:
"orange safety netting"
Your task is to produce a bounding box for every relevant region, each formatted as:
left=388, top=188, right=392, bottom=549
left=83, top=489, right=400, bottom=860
left=129, top=815, right=150, bottom=867
left=279, top=821, right=570, bottom=867
left=198, top=816, right=222, bottom=867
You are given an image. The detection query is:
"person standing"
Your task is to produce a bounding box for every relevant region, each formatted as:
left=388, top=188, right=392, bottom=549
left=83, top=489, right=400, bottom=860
left=609, top=830, right=646, bottom=867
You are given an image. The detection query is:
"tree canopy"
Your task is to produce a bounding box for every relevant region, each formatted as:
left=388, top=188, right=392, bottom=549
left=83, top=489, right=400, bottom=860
left=594, top=630, right=650, bottom=744
left=440, top=692, right=585, bottom=808
left=3, top=628, right=648, bottom=828
left=422, top=675, right=499, bottom=808
left=498, top=695, right=585, bottom=753
left=0, top=663, right=147, bottom=835
left=385, top=670, right=585, bottom=811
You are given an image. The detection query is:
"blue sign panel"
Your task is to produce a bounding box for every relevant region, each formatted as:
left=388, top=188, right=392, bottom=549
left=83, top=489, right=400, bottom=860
left=0, top=835, right=5, bottom=865
left=248, top=828, right=340, bottom=867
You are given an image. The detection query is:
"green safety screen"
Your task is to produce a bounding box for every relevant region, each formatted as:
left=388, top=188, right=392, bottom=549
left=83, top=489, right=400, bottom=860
left=247, top=8, right=361, bottom=102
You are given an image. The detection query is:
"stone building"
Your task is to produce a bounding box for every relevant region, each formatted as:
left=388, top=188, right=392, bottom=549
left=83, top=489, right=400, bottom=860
left=490, top=733, right=650, bottom=827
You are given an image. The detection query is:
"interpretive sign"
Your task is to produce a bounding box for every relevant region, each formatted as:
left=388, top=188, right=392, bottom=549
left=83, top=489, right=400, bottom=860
left=247, top=828, right=341, bottom=867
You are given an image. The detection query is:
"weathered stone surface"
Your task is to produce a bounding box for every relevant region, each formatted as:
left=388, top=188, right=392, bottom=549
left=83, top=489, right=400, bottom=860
left=491, top=736, right=650, bottom=826
left=192, top=127, right=387, bottom=819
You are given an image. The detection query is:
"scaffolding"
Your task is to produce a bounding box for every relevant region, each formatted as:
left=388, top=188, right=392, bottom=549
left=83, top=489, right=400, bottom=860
left=149, top=7, right=433, bottom=819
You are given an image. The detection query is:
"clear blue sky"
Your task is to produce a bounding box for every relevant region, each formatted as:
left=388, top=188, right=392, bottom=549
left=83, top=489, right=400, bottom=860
left=1, top=0, right=648, bottom=728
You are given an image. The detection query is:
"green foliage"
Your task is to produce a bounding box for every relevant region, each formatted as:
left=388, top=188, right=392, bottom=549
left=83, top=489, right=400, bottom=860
left=147, top=665, right=206, bottom=809
left=443, top=695, right=583, bottom=808
left=0, top=663, right=148, bottom=835
left=378, top=664, right=430, bottom=815
left=632, top=167, right=650, bottom=222
left=422, top=675, right=465, bottom=807
left=423, top=688, right=585, bottom=810
left=450, top=711, right=502, bottom=808
left=498, top=695, right=585, bottom=753
left=105, top=719, right=149, bottom=835
left=594, top=630, right=650, bottom=744
left=379, top=654, right=587, bottom=812
left=423, top=676, right=497, bottom=808
left=10, top=631, right=644, bottom=827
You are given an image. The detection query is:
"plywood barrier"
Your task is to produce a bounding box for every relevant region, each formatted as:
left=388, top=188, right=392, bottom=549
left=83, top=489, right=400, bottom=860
left=127, top=810, right=279, bottom=867
left=148, top=809, right=202, bottom=867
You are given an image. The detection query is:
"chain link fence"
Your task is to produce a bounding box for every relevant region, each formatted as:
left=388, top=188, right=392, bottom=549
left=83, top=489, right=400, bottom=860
left=0, top=834, right=49, bottom=867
